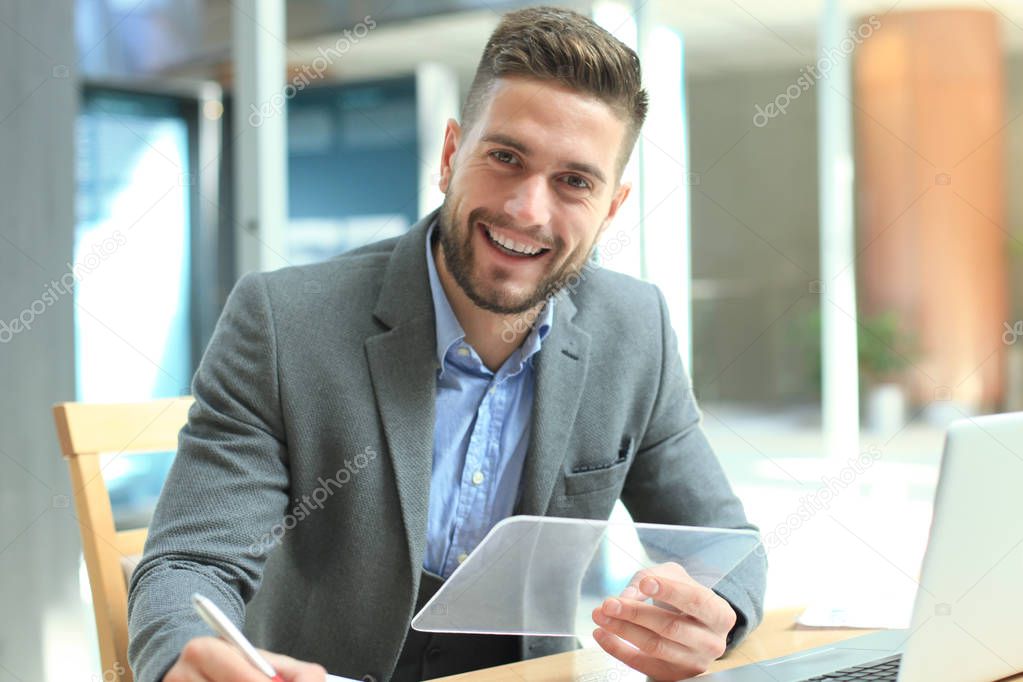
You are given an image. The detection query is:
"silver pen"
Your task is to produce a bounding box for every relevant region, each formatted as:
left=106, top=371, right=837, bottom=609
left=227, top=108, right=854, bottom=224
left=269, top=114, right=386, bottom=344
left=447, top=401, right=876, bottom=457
left=191, top=593, right=286, bottom=681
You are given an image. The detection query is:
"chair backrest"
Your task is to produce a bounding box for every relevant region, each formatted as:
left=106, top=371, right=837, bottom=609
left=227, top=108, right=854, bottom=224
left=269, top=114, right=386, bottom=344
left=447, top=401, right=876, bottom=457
left=52, top=397, right=194, bottom=682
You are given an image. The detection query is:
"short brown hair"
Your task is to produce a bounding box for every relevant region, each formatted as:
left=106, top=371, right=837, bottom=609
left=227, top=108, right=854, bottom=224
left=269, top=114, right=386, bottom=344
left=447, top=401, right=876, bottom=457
left=461, top=5, right=648, bottom=177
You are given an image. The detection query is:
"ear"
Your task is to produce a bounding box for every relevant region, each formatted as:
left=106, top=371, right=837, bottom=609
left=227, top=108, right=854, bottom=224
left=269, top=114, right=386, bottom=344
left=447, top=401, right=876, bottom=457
left=438, top=118, right=462, bottom=194
left=597, top=181, right=632, bottom=239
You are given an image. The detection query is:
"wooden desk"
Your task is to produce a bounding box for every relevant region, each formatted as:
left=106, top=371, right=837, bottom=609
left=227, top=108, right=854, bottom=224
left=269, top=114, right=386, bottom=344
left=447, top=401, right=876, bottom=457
left=429, top=607, right=1023, bottom=681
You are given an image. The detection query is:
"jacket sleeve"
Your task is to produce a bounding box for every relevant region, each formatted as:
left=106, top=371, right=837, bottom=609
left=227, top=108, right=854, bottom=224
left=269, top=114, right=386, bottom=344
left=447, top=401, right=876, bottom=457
left=619, top=285, right=767, bottom=650
left=127, top=272, right=291, bottom=682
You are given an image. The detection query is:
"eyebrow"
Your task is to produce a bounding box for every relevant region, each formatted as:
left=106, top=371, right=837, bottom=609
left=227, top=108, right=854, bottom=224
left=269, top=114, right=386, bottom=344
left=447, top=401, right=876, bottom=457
left=480, top=132, right=607, bottom=186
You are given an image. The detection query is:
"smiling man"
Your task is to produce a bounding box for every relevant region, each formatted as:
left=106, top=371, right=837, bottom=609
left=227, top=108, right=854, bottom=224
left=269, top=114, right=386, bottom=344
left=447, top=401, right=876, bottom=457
left=128, top=7, right=766, bottom=682
left=434, top=73, right=631, bottom=372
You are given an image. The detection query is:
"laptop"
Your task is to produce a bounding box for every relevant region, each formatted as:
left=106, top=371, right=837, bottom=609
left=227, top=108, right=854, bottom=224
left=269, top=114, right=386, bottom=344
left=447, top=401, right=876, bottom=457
left=703, top=412, right=1023, bottom=682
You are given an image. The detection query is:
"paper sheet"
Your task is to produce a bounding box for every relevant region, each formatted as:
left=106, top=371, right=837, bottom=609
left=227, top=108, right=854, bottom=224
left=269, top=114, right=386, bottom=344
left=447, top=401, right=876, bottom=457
left=796, top=590, right=914, bottom=629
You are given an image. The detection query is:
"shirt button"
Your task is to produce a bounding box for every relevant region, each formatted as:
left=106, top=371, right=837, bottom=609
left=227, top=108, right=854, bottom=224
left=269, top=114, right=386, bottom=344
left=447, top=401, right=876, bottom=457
left=488, top=386, right=496, bottom=394
left=471, top=471, right=485, bottom=485
left=457, top=552, right=469, bottom=564
left=457, top=347, right=470, bottom=356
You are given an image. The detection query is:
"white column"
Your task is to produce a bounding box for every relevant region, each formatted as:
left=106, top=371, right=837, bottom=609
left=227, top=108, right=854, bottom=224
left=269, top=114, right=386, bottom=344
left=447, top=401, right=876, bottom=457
left=416, top=62, right=460, bottom=218
left=592, top=2, right=644, bottom=281
left=818, top=0, right=860, bottom=459
left=233, top=0, right=289, bottom=275
left=0, top=3, right=88, bottom=679
left=594, top=1, right=692, bottom=371
left=638, top=17, right=692, bottom=371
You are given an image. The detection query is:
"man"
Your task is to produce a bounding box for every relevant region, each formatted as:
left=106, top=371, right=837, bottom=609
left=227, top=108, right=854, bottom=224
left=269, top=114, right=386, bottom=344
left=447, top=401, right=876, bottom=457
left=129, top=6, right=766, bottom=682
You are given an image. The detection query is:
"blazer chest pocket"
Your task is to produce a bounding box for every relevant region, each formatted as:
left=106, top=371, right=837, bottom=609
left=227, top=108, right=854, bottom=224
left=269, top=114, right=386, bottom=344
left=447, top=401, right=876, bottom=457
left=563, top=436, right=634, bottom=496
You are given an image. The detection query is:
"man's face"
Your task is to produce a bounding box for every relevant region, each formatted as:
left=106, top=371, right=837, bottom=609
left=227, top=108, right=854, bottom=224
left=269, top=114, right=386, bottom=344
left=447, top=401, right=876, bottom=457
left=437, top=77, right=631, bottom=315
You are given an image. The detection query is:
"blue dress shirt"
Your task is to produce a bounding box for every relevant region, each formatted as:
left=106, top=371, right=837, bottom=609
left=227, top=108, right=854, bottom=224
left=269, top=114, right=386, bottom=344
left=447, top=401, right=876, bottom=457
left=422, top=221, right=554, bottom=578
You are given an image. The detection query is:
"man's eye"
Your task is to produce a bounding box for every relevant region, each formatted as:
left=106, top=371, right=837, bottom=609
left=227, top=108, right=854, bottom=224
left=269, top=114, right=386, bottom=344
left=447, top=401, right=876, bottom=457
left=490, top=150, right=518, bottom=165
left=561, top=174, right=591, bottom=190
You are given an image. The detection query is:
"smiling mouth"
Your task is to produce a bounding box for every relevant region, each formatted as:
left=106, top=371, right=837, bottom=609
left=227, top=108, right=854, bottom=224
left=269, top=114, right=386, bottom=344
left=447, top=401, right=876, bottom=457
left=480, top=223, right=551, bottom=258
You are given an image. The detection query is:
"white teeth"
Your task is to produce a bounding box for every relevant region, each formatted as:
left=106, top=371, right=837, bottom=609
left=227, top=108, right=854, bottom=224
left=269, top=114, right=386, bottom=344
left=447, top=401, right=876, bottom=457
left=485, top=226, right=543, bottom=256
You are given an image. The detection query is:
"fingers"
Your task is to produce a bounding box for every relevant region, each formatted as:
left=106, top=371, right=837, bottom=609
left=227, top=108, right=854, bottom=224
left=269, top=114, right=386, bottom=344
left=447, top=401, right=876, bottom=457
left=594, top=598, right=724, bottom=658
left=591, top=626, right=706, bottom=681
left=626, top=562, right=695, bottom=589
left=627, top=575, right=736, bottom=633
left=593, top=603, right=693, bottom=659
left=619, top=562, right=695, bottom=602
left=173, top=637, right=268, bottom=681
left=262, top=650, right=328, bottom=682
left=167, top=638, right=327, bottom=682
left=293, top=665, right=329, bottom=682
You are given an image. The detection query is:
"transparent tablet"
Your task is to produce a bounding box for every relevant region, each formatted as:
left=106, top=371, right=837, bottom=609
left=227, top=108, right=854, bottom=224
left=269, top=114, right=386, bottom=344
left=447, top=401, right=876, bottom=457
left=411, top=515, right=761, bottom=637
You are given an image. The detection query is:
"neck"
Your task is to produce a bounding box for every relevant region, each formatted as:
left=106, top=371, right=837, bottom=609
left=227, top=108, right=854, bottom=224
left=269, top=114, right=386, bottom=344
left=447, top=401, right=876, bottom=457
left=433, top=239, right=543, bottom=372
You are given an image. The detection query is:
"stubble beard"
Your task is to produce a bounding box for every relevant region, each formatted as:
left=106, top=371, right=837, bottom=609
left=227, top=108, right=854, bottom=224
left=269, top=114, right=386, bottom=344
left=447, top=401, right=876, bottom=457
left=437, top=196, right=595, bottom=316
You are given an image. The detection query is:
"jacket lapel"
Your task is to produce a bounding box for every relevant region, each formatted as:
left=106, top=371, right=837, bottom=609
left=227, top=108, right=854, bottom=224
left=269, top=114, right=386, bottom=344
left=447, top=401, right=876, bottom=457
left=363, top=209, right=594, bottom=586
left=515, top=294, right=591, bottom=516
left=364, top=211, right=439, bottom=591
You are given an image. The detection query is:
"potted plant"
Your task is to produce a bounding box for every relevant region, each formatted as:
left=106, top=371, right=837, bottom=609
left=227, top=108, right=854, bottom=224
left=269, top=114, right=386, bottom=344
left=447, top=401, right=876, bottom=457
left=791, top=309, right=917, bottom=433
left=857, top=311, right=917, bottom=433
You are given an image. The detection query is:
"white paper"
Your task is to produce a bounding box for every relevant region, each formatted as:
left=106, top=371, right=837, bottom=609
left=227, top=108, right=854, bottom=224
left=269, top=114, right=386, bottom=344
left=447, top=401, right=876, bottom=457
left=796, top=591, right=914, bottom=629
left=327, top=675, right=360, bottom=682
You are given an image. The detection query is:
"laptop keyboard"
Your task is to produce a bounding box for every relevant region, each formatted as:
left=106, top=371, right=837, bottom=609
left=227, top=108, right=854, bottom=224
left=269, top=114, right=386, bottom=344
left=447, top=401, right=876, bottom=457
left=801, top=653, right=902, bottom=681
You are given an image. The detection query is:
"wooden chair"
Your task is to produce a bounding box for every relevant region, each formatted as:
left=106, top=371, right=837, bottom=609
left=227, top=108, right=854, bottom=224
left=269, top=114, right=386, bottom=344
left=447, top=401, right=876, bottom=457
left=53, top=397, right=194, bottom=682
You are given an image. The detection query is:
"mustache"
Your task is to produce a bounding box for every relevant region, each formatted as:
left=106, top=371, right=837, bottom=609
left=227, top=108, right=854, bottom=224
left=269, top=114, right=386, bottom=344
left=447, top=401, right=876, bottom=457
left=467, top=207, right=557, bottom=250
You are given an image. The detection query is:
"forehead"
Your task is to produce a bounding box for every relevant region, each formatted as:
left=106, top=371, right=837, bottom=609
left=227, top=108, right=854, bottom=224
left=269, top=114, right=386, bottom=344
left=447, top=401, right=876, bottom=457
left=468, top=77, right=626, bottom=175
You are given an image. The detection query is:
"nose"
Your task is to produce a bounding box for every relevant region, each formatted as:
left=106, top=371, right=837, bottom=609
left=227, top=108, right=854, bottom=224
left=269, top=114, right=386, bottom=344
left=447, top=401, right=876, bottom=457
left=504, top=174, right=551, bottom=227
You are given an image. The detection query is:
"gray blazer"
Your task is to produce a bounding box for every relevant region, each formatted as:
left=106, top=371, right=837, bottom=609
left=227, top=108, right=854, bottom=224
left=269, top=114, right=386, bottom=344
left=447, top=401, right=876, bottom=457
left=127, top=209, right=766, bottom=682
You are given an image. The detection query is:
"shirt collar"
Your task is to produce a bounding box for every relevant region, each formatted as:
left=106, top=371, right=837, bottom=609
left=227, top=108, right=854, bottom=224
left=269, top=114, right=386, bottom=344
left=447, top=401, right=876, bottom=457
left=425, top=218, right=553, bottom=377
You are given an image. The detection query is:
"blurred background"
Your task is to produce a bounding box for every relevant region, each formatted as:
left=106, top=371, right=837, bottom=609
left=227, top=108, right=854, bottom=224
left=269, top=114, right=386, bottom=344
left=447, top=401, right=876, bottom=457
left=2, top=0, right=1022, bottom=679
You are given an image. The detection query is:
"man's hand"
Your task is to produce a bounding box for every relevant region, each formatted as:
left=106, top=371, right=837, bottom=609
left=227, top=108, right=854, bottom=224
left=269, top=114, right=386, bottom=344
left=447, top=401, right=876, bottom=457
left=164, top=637, right=327, bottom=681
left=591, top=562, right=737, bottom=681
